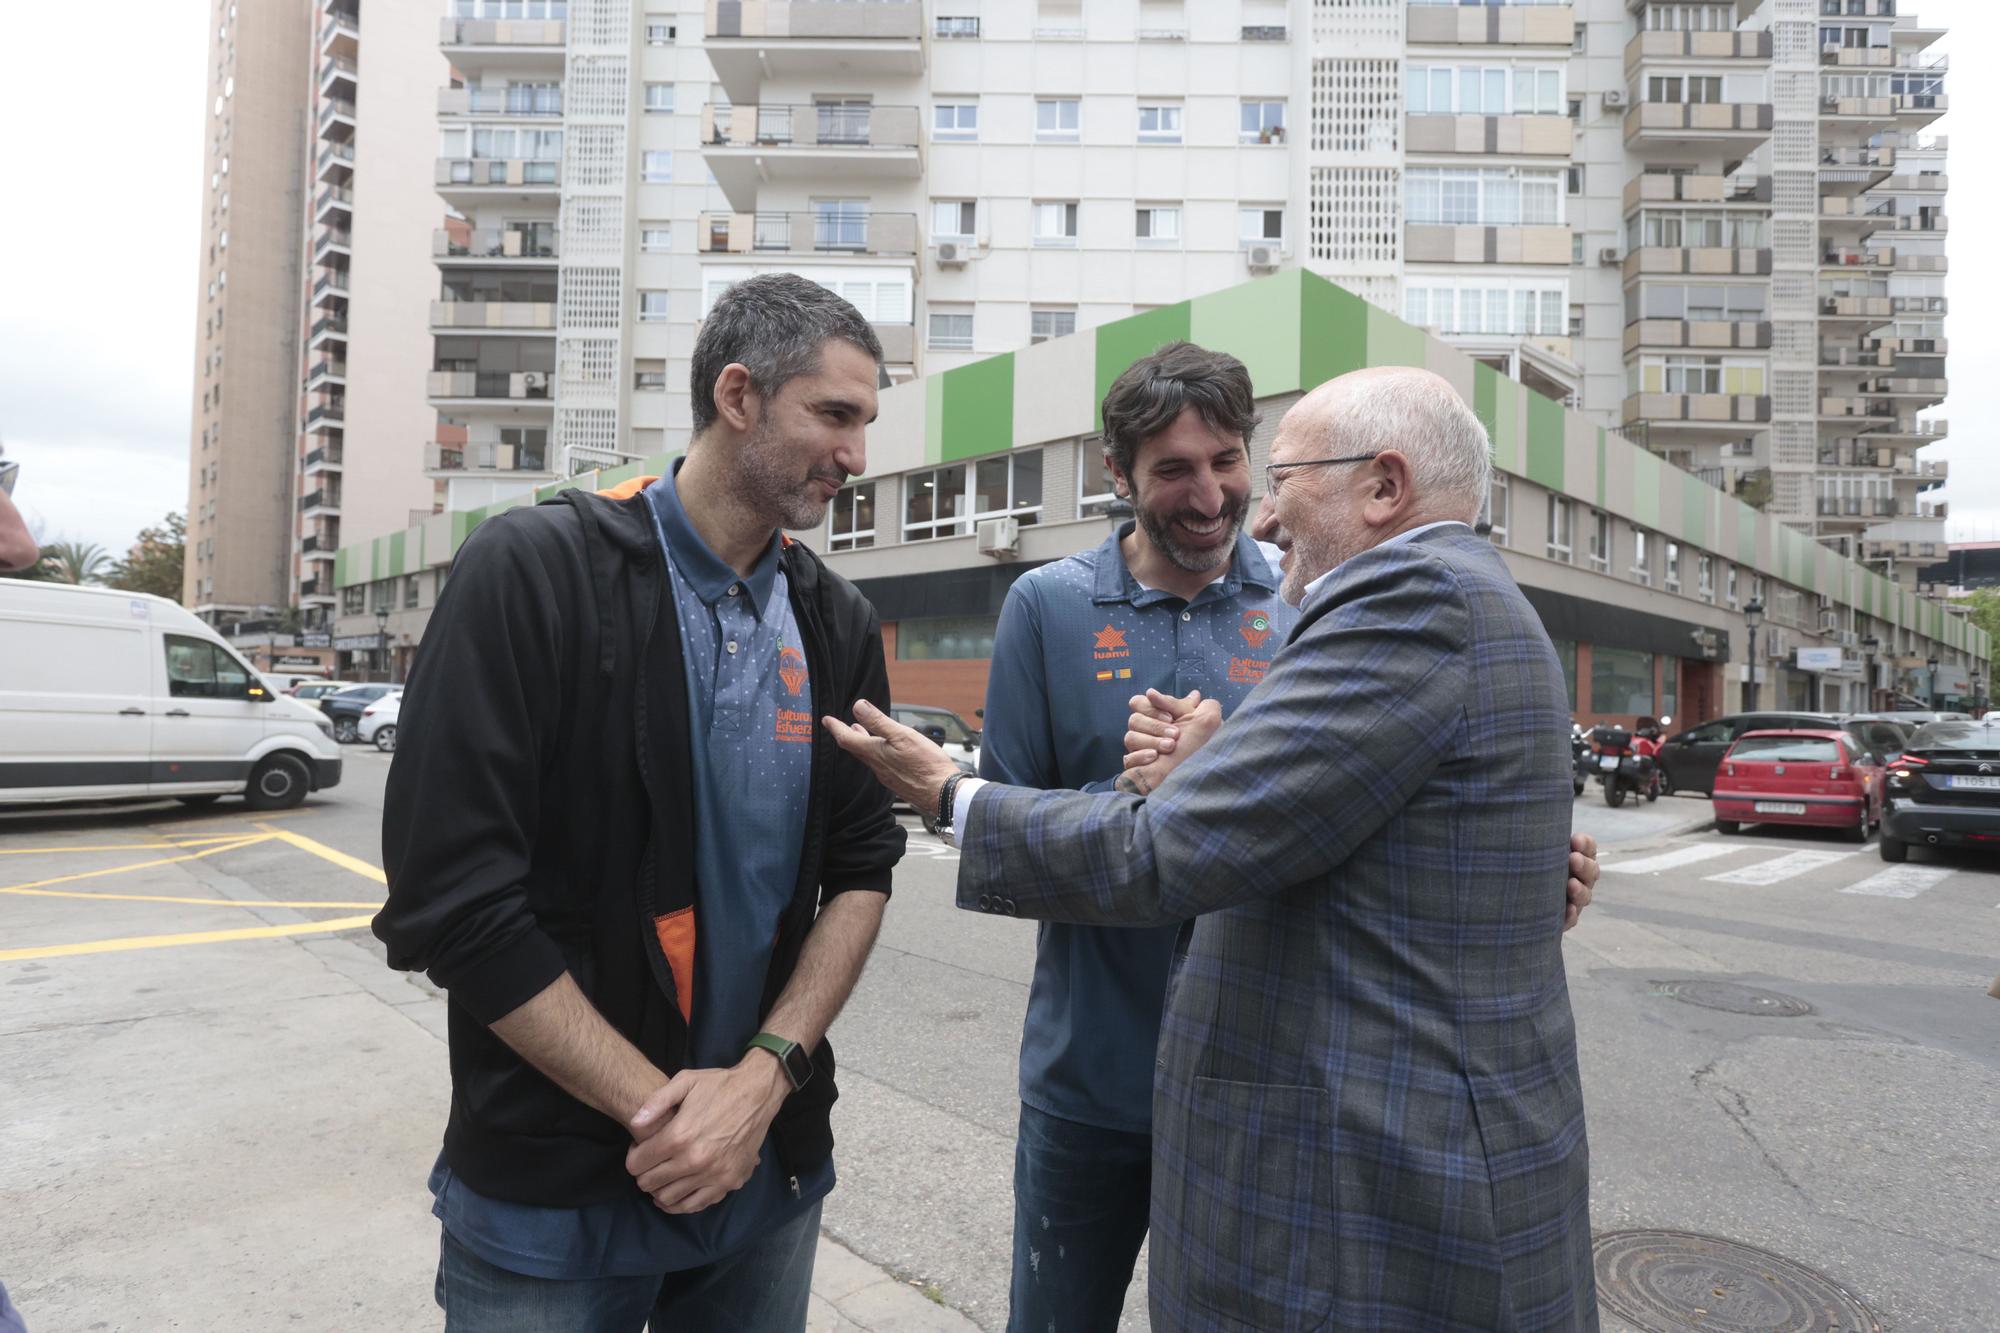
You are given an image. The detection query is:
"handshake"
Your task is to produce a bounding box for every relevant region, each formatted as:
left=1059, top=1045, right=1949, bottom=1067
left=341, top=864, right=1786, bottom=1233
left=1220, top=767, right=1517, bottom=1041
left=1113, top=688, right=1226, bottom=798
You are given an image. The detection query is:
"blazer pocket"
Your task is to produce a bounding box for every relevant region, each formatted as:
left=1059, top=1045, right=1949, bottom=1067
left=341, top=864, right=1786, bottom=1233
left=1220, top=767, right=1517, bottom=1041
left=1178, top=1076, right=1336, bottom=1331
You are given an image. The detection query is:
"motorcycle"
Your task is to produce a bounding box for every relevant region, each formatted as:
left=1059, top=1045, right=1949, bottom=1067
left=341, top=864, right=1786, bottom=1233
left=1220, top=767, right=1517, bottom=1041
left=1570, top=723, right=1590, bottom=797
left=1590, top=722, right=1663, bottom=808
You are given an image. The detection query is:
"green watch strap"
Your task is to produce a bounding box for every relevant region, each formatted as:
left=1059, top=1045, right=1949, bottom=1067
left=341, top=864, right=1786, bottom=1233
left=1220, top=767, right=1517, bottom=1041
left=745, top=1031, right=796, bottom=1062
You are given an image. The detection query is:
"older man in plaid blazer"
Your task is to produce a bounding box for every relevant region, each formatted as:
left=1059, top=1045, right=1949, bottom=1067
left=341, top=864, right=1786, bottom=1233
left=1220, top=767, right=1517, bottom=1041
left=829, top=365, right=1597, bottom=1331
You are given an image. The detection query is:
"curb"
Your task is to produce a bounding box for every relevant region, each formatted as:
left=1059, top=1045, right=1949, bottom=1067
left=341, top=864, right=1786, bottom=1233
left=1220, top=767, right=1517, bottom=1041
left=811, top=1236, right=982, bottom=1330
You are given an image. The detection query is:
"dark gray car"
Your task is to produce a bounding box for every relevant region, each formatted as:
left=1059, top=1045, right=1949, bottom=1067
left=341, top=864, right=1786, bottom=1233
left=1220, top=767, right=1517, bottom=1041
left=1657, top=711, right=1838, bottom=796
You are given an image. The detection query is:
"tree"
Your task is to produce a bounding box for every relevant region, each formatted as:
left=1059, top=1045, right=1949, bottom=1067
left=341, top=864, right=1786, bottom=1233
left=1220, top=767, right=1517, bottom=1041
left=40, top=540, right=111, bottom=585
left=107, top=512, right=186, bottom=602
left=1962, top=588, right=2000, bottom=646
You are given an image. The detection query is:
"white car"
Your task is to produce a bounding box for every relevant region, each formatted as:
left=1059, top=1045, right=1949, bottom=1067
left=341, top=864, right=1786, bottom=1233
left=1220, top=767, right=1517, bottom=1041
left=358, top=691, right=403, bottom=752
left=0, top=580, right=342, bottom=809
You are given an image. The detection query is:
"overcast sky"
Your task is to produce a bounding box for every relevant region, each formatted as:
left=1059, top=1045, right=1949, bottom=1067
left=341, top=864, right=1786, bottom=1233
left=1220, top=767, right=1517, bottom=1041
left=0, top=2, right=1990, bottom=557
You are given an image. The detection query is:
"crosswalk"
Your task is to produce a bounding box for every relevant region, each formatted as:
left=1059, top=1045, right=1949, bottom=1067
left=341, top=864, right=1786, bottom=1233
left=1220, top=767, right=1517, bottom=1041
left=1604, top=836, right=1997, bottom=906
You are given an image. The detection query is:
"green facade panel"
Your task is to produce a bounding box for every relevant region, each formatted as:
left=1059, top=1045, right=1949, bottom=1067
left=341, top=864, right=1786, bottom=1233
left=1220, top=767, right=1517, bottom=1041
left=1094, top=303, right=1193, bottom=432
left=1191, top=275, right=1302, bottom=398
left=1298, top=273, right=1370, bottom=394
left=940, top=354, right=1016, bottom=462
left=1524, top=392, right=1565, bottom=492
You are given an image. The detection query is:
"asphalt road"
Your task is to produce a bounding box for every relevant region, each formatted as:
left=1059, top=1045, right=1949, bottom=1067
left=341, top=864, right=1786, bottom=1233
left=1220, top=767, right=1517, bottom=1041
left=4, top=748, right=1996, bottom=1331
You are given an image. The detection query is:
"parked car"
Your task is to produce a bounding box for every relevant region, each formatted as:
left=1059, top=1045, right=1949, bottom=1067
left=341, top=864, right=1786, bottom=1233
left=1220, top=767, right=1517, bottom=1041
left=320, top=683, right=399, bottom=743
left=1856, top=710, right=1969, bottom=728
left=358, top=691, right=403, bottom=752
left=1878, top=717, right=2000, bottom=863
left=0, top=580, right=342, bottom=810
left=1711, top=729, right=1882, bottom=842
left=1656, top=712, right=1838, bottom=796
left=291, top=680, right=354, bottom=704
left=1839, top=715, right=1919, bottom=767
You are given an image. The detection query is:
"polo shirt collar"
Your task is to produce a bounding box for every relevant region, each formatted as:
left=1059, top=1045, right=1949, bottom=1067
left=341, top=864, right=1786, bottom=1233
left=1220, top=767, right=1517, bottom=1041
left=644, top=459, right=782, bottom=615
left=1089, top=521, right=1281, bottom=608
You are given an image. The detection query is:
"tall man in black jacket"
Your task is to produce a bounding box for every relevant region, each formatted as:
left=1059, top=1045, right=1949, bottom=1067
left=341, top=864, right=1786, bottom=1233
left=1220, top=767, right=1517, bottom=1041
left=375, top=273, right=906, bottom=1331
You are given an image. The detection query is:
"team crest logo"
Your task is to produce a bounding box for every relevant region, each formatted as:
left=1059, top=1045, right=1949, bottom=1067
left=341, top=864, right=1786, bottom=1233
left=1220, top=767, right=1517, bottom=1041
left=778, top=646, right=808, bottom=697
left=1240, top=610, right=1273, bottom=650
left=1094, top=625, right=1127, bottom=653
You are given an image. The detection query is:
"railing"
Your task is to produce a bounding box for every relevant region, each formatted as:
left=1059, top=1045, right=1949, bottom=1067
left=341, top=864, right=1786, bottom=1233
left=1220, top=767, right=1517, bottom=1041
left=300, top=490, right=340, bottom=512
left=306, top=359, right=347, bottom=383
left=707, top=0, right=923, bottom=42
left=312, top=272, right=349, bottom=299
left=432, top=227, right=559, bottom=260
left=299, top=578, right=323, bottom=598
left=697, top=210, right=919, bottom=257
left=702, top=103, right=922, bottom=151
left=309, top=315, right=348, bottom=340
left=316, top=185, right=353, bottom=214
left=1241, top=25, right=1286, bottom=40
left=439, top=17, right=567, bottom=46
left=314, top=227, right=352, bottom=254
left=302, top=446, right=342, bottom=473
left=317, top=142, right=355, bottom=174
left=436, top=157, right=562, bottom=188
left=426, top=370, right=554, bottom=401
left=321, top=55, right=357, bottom=82
left=319, top=97, right=356, bottom=126
left=305, top=402, right=345, bottom=429
left=426, top=441, right=549, bottom=472
left=430, top=300, right=558, bottom=330
left=438, top=87, right=564, bottom=117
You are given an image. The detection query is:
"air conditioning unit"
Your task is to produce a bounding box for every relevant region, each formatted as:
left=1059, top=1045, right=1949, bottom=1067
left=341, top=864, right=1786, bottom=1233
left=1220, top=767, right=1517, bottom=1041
left=1246, top=244, right=1283, bottom=271
left=1764, top=628, right=1790, bottom=661
left=1729, top=175, right=1760, bottom=198
left=1602, top=89, right=1626, bottom=109
left=976, top=517, right=1020, bottom=558
left=1838, top=629, right=1859, bottom=648
left=1598, top=247, right=1621, bottom=266
left=934, top=240, right=969, bottom=268
left=521, top=371, right=549, bottom=391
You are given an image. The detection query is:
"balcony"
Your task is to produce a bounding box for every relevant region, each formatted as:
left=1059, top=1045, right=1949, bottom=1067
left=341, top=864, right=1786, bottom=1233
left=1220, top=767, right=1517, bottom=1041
left=1817, top=294, right=1893, bottom=323
left=439, top=17, right=566, bottom=52
left=1864, top=334, right=1947, bottom=357
left=1867, top=376, right=1948, bottom=401
left=1622, top=172, right=1769, bottom=212
left=1820, top=345, right=1895, bottom=370
left=1622, top=247, right=1771, bottom=283
left=1820, top=397, right=1897, bottom=422
left=304, top=401, right=346, bottom=435
left=299, top=489, right=342, bottom=516
left=1622, top=394, right=1770, bottom=428
left=1625, top=29, right=1771, bottom=67
left=697, top=211, right=920, bottom=259
left=1818, top=94, right=1895, bottom=126
left=1863, top=417, right=1948, bottom=443
left=320, top=54, right=357, bottom=97
left=433, top=227, right=560, bottom=264
left=1820, top=46, right=1894, bottom=69
left=701, top=104, right=924, bottom=210
left=1623, top=320, right=1770, bottom=353
left=316, top=140, right=355, bottom=183
left=1867, top=213, right=1947, bottom=237
left=321, top=6, right=358, bottom=57
left=298, top=578, right=327, bottom=600
left=1889, top=294, right=1946, bottom=315
left=426, top=370, right=555, bottom=404
left=1405, top=3, right=1574, bottom=46
left=302, top=445, right=344, bottom=476
left=319, top=97, right=356, bottom=141
left=305, top=357, right=347, bottom=391
left=438, top=86, right=564, bottom=118
left=1893, top=93, right=1947, bottom=124
left=313, top=227, right=352, bottom=266
left=1405, top=114, right=1571, bottom=157
left=308, top=314, right=348, bottom=349
left=424, top=441, right=552, bottom=476
left=1625, top=100, right=1774, bottom=148
left=1817, top=143, right=1895, bottom=196
left=1820, top=246, right=1891, bottom=270
left=430, top=300, right=556, bottom=333
left=315, top=183, right=353, bottom=224
left=1880, top=171, right=1947, bottom=193
left=704, top=1, right=924, bottom=104
left=311, top=270, right=349, bottom=309
left=1404, top=224, right=1572, bottom=266
left=435, top=157, right=561, bottom=200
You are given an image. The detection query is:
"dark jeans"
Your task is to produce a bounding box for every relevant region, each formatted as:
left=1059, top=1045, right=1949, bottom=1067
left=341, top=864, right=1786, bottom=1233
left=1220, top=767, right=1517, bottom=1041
left=1009, top=1103, right=1152, bottom=1333
left=434, top=1199, right=820, bottom=1333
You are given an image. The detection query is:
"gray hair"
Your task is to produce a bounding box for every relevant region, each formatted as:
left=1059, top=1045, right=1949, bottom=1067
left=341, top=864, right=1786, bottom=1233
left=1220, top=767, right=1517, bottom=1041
left=689, top=272, right=883, bottom=434
left=1331, top=370, right=1492, bottom=521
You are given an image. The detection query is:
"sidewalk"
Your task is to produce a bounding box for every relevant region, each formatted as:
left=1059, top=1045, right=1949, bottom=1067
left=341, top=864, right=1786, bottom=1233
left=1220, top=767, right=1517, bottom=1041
left=1569, top=790, right=1714, bottom=848
left=0, top=826, right=975, bottom=1333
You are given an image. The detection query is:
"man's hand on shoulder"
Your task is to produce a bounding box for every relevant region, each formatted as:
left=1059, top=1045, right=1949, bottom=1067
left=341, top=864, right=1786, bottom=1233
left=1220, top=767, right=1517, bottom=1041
left=625, top=1055, right=791, bottom=1214
left=1565, top=832, right=1598, bottom=931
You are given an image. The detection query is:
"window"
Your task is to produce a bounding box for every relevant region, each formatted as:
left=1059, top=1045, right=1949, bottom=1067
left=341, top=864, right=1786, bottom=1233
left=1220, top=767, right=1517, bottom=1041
left=1030, top=309, right=1076, bottom=344
left=1552, top=638, right=1578, bottom=708
left=1138, top=104, right=1183, bottom=143
left=1402, top=285, right=1567, bottom=336
left=933, top=102, right=978, bottom=141
left=934, top=14, right=979, bottom=38
left=1240, top=207, right=1284, bottom=245
left=1572, top=232, right=1585, bottom=264
left=1406, top=168, right=1566, bottom=226
left=1592, top=647, right=1656, bottom=715
left=1726, top=565, right=1739, bottom=606
left=643, top=82, right=674, bottom=113
left=904, top=464, right=969, bottom=541
left=896, top=615, right=999, bottom=661
left=1698, top=553, right=1715, bottom=603
left=1135, top=205, right=1181, bottom=243
left=641, top=225, right=672, bottom=252
left=1546, top=495, right=1573, bottom=562
left=1487, top=475, right=1510, bottom=546
left=645, top=21, right=675, bottom=45
left=1568, top=303, right=1584, bottom=338
left=1240, top=100, right=1286, bottom=144
left=928, top=307, right=973, bottom=350
left=1588, top=510, right=1611, bottom=571
left=1077, top=442, right=1120, bottom=518
left=1567, top=95, right=1583, bottom=119
left=1036, top=99, right=1080, bottom=141
left=1406, top=62, right=1563, bottom=115
left=343, top=585, right=365, bottom=615
left=405, top=575, right=421, bottom=609
left=641, top=150, right=672, bottom=183
left=1665, top=540, right=1682, bottom=591
left=634, top=359, right=666, bottom=391
left=828, top=482, right=876, bottom=552
left=1573, top=21, right=1586, bottom=52
left=931, top=199, right=976, bottom=239
left=1566, top=164, right=1584, bottom=195
left=163, top=634, right=252, bottom=699
left=638, top=290, right=669, bottom=322
left=975, top=449, right=1043, bottom=524
left=1033, top=200, right=1080, bottom=245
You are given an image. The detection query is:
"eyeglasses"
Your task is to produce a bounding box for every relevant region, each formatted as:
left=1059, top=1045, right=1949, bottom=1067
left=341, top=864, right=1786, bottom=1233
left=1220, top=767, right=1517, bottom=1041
left=1264, top=453, right=1380, bottom=495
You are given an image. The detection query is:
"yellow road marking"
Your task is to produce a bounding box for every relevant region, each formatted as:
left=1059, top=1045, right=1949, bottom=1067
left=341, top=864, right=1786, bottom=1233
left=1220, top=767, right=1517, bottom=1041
left=0, top=835, right=256, bottom=855
left=254, top=824, right=387, bottom=884
left=0, top=838, right=269, bottom=894
left=2, top=886, right=382, bottom=910
left=0, top=914, right=377, bottom=963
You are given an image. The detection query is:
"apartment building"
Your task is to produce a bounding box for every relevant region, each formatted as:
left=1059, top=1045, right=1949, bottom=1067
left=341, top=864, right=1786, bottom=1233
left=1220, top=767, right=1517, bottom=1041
left=296, top=0, right=445, bottom=633
left=185, top=0, right=313, bottom=620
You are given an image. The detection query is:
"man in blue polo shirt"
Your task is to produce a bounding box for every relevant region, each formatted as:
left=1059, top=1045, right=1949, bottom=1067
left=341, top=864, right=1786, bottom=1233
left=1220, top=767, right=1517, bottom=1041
left=977, top=343, right=1296, bottom=1330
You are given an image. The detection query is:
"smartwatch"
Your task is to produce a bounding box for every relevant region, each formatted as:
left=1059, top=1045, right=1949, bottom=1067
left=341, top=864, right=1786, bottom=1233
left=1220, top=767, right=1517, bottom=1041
left=745, top=1032, right=814, bottom=1091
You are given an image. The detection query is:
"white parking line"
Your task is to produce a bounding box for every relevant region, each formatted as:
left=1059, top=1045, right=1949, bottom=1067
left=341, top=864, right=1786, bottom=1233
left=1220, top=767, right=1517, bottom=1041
left=1602, top=844, right=1740, bottom=875
left=1840, top=865, right=1956, bottom=900
left=1705, top=849, right=1858, bottom=886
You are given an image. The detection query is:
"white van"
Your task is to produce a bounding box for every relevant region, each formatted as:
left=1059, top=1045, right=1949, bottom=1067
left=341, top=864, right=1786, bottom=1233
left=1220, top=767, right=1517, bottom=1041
left=0, top=581, right=343, bottom=810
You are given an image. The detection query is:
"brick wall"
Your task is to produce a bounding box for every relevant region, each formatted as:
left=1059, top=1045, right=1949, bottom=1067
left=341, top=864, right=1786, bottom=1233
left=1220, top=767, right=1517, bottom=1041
left=879, top=621, right=991, bottom=722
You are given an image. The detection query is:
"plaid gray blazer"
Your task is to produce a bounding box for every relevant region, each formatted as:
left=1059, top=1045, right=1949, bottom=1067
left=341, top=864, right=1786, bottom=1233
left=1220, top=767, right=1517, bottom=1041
left=958, top=526, right=1596, bottom=1332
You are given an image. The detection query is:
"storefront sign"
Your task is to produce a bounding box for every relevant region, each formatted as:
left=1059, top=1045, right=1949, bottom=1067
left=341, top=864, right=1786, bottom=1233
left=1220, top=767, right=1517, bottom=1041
left=299, top=632, right=332, bottom=649
left=334, top=635, right=381, bottom=651
left=273, top=654, right=324, bottom=669
left=1796, top=647, right=1845, bottom=671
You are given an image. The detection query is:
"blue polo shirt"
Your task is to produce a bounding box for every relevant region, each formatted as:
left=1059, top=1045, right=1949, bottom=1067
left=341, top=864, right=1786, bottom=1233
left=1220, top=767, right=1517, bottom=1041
left=429, top=463, right=831, bottom=1277
left=978, top=524, right=1296, bottom=1132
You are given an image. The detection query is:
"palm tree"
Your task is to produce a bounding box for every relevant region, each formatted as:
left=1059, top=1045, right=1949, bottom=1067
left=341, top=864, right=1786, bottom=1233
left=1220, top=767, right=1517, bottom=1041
left=42, top=540, right=112, bottom=585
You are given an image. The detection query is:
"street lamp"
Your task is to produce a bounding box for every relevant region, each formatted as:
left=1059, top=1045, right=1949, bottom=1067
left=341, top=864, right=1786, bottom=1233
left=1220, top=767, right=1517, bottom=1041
left=1972, top=672, right=1985, bottom=720
left=1742, top=597, right=1765, bottom=711
left=1860, top=634, right=1880, bottom=712
left=1926, top=654, right=1940, bottom=712
left=375, top=606, right=390, bottom=685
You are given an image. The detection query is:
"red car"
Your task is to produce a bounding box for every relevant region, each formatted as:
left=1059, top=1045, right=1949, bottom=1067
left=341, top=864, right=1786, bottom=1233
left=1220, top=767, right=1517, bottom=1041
left=1712, top=729, right=1884, bottom=841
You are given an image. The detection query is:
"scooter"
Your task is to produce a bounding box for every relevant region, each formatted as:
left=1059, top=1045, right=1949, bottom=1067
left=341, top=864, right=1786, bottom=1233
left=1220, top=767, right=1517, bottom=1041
left=1570, top=723, right=1590, bottom=797
left=1590, top=723, right=1662, bottom=808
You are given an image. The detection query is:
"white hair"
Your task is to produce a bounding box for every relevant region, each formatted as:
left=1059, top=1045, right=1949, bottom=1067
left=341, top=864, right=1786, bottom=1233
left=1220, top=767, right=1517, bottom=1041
left=1329, top=371, right=1493, bottom=523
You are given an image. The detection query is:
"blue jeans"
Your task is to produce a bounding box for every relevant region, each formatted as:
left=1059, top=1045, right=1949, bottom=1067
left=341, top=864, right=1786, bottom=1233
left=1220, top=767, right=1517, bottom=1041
left=434, top=1199, right=820, bottom=1333
left=1009, top=1103, right=1152, bottom=1333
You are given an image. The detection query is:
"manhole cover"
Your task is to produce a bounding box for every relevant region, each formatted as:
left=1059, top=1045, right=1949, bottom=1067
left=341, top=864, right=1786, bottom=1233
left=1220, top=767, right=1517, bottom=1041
left=1652, top=980, right=1814, bottom=1017
left=1595, top=1231, right=1884, bottom=1332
